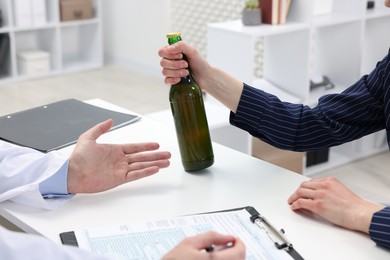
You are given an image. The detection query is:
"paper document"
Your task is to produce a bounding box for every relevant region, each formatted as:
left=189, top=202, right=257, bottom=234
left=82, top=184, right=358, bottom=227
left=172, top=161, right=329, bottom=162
left=73, top=208, right=292, bottom=259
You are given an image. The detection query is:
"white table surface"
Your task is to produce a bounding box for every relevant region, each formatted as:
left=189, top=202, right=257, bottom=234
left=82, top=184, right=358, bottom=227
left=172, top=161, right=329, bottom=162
left=1, top=99, right=389, bottom=259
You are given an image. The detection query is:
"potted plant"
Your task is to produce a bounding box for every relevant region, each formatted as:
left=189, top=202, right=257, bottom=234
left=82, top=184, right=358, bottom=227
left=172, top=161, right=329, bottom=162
left=242, top=0, right=261, bottom=26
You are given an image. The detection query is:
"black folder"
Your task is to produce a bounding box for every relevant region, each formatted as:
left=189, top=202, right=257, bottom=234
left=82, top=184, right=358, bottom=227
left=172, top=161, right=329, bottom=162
left=60, top=206, right=304, bottom=259
left=0, top=99, right=141, bottom=152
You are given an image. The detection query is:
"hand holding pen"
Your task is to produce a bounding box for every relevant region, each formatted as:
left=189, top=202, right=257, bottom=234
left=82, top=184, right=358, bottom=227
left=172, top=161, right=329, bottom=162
left=162, top=231, right=246, bottom=260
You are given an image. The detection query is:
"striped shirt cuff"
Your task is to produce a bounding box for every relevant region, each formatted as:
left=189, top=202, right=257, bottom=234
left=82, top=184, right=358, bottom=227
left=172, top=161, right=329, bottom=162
left=369, top=206, right=390, bottom=248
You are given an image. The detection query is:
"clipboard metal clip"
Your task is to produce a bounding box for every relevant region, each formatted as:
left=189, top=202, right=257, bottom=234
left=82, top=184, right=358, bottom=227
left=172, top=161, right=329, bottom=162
left=250, top=214, right=293, bottom=250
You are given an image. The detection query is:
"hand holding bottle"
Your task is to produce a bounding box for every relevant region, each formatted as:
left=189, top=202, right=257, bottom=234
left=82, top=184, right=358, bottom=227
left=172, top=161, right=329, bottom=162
left=159, top=39, right=244, bottom=114
left=159, top=40, right=212, bottom=91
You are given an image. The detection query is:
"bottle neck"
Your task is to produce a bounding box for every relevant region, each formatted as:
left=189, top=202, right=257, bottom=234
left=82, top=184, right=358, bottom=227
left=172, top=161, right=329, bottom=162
left=179, top=74, right=193, bottom=84
left=168, top=36, right=181, bottom=45
left=167, top=35, right=194, bottom=84
left=177, top=53, right=195, bottom=84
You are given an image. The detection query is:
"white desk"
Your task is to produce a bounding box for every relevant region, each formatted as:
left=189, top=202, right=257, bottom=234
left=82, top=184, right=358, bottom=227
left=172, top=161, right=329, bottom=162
left=0, top=99, right=389, bottom=259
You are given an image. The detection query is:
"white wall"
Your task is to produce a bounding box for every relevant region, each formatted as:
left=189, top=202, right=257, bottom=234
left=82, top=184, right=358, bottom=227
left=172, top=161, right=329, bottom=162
left=102, top=0, right=171, bottom=76
left=101, top=0, right=245, bottom=76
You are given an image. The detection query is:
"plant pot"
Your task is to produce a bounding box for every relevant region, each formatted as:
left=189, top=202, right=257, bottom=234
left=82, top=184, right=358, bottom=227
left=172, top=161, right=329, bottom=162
left=242, top=9, right=261, bottom=26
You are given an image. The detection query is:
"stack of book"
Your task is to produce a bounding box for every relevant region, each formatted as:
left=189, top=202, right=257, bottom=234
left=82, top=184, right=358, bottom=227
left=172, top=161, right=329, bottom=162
left=260, top=0, right=292, bottom=25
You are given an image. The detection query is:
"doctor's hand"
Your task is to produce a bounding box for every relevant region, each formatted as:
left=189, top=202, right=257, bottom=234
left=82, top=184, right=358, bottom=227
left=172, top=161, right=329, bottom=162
left=67, top=119, right=171, bottom=194
left=288, top=177, right=384, bottom=234
left=162, top=231, right=246, bottom=260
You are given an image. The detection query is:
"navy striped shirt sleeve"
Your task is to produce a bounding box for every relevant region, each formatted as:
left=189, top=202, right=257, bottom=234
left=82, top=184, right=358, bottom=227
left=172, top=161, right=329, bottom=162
left=230, top=51, right=390, bottom=248
left=230, top=52, right=390, bottom=152
left=370, top=207, right=390, bottom=248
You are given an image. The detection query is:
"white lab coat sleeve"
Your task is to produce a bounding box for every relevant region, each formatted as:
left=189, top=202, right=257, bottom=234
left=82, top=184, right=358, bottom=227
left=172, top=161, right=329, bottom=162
left=0, top=226, right=110, bottom=260
left=0, top=141, right=72, bottom=209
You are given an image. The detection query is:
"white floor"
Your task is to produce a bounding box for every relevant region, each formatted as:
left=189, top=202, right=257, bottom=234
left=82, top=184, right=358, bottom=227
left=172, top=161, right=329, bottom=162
left=1, top=65, right=389, bottom=206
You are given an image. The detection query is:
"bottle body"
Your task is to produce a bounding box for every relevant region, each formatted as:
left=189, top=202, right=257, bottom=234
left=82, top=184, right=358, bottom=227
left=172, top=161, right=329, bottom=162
left=169, top=76, right=214, bottom=171
left=167, top=32, right=214, bottom=172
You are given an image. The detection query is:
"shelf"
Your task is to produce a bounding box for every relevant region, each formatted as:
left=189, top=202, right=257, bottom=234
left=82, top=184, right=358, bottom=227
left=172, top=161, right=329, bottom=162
left=208, top=20, right=309, bottom=38
left=0, top=27, right=10, bottom=33
left=60, top=18, right=99, bottom=27
left=307, top=130, right=388, bottom=176
left=60, top=22, right=102, bottom=72
left=312, top=13, right=361, bottom=27
left=61, top=61, right=101, bottom=73
left=305, top=149, right=355, bottom=176
left=0, top=0, right=102, bottom=85
left=12, top=23, right=58, bottom=32
left=14, top=28, right=59, bottom=76
left=207, top=0, right=390, bottom=175
left=366, top=6, right=390, bottom=19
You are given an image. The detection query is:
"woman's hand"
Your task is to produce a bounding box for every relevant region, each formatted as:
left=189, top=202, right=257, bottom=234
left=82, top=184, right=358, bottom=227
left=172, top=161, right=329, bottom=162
left=288, top=177, right=384, bottom=233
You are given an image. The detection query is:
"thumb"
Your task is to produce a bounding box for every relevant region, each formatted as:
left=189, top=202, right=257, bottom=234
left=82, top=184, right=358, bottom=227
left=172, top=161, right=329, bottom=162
left=79, top=119, right=113, bottom=141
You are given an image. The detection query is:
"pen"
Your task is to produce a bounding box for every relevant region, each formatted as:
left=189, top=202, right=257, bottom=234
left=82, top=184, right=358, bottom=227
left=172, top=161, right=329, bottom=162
left=205, top=242, right=233, bottom=252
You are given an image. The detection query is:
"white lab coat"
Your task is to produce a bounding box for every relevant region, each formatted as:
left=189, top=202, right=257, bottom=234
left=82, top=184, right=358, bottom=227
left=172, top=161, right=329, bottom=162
left=0, top=140, right=69, bottom=209
left=0, top=226, right=109, bottom=260
left=0, top=141, right=110, bottom=259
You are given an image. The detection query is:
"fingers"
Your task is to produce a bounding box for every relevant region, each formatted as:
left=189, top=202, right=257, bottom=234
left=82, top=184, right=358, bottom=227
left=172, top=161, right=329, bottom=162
left=288, top=178, right=329, bottom=204
left=189, top=232, right=245, bottom=260
left=122, top=142, right=162, bottom=155
left=289, top=197, right=320, bottom=212
left=124, top=147, right=171, bottom=182
left=161, top=67, right=189, bottom=82
left=158, top=41, right=189, bottom=58
left=159, top=42, right=191, bottom=85
left=164, top=76, right=181, bottom=85
left=79, top=119, right=113, bottom=141
left=168, top=41, right=199, bottom=59
left=125, top=151, right=171, bottom=182
left=125, top=166, right=163, bottom=182
left=158, top=44, right=183, bottom=59
left=288, top=179, right=316, bottom=204
left=160, top=57, right=188, bottom=71
left=288, top=177, right=337, bottom=212
left=127, top=159, right=171, bottom=173
left=216, top=237, right=246, bottom=259
left=160, top=57, right=189, bottom=85
left=185, top=231, right=236, bottom=250
left=126, top=150, right=171, bottom=164
left=123, top=144, right=171, bottom=170
left=288, top=188, right=316, bottom=205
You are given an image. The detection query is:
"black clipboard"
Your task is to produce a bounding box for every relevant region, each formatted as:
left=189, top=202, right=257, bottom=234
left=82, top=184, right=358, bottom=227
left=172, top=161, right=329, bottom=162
left=198, top=206, right=304, bottom=260
left=0, top=99, right=141, bottom=152
left=60, top=206, right=304, bottom=259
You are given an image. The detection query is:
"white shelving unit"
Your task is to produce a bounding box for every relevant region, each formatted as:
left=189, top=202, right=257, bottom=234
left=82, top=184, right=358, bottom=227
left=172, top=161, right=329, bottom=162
left=0, top=0, right=102, bottom=85
left=207, top=0, right=390, bottom=175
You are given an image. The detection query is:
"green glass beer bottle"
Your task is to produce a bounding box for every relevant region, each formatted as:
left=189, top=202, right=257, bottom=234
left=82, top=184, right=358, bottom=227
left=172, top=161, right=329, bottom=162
left=166, top=32, right=214, bottom=172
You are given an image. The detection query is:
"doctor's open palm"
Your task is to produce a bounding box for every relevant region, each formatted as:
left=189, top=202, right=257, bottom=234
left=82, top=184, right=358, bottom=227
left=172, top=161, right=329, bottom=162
left=66, top=119, right=171, bottom=194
